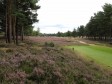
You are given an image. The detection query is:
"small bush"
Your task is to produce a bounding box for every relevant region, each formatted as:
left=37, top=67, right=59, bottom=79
left=44, top=42, right=55, bottom=47
left=60, top=48, right=63, bottom=51
left=20, top=64, right=33, bottom=74
left=44, top=42, right=48, bottom=47
left=6, top=49, right=13, bottom=53
left=49, top=42, right=55, bottom=47
left=30, top=48, right=38, bottom=55
left=0, top=73, right=4, bottom=83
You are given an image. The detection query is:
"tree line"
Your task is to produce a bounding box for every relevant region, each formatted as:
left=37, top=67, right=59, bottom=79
left=85, top=3, right=112, bottom=42
left=56, top=3, right=112, bottom=42
left=43, top=25, right=85, bottom=37
left=56, top=25, right=84, bottom=37
left=0, top=0, right=40, bottom=44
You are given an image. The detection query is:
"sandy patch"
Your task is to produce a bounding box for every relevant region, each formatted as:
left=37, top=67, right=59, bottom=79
left=79, top=41, right=88, bottom=44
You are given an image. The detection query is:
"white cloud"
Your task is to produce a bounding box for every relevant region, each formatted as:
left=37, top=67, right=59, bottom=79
left=34, top=0, right=112, bottom=33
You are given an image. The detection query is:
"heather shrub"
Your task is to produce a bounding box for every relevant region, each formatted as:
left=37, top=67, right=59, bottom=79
left=74, top=74, right=89, bottom=84
left=44, top=42, right=55, bottom=47
left=0, top=73, right=4, bottom=83
left=19, top=58, right=39, bottom=74
left=0, top=40, right=112, bottom=84
left=28, top=67, right=45, bottom=83
left=49, top=42, right=55, bottom=47
left=20, top=63, right=33, bottom=74
left=29, top=48, right=38, bottom=55
left=6, top=49, right=13, bottom=53
left=60, top=48, right=64, bottom=51
left=44, top=42, right=48, bottom=46
left=0, top=44, right=6, bottom=47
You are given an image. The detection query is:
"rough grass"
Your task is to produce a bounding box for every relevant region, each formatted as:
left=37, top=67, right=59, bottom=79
left=67, top=45, right=112, bottom=68
left=0, top=39, right=112, bottom=84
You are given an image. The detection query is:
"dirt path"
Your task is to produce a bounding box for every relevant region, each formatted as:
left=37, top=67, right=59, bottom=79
left=78, top=41, right=88, bottom=44
left=76, top=40, right=95, bottom=46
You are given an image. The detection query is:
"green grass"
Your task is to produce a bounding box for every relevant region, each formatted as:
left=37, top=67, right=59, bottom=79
left=67, top=45, right=112, bottom=67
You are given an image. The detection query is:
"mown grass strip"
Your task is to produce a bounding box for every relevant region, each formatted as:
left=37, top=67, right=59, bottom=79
left=66, top=45, right=112, bottom=67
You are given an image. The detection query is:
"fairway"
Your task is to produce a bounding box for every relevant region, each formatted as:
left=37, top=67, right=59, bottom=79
left=67, top=45, right=112, bottom=67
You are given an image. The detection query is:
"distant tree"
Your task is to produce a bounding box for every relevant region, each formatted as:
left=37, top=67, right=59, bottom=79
left=77, top=25, right=85, bottom=38
left=37, top=28, right=40, bottom=36
left=32, top=28, right=40, bottom=36
left=57, top=32, right=61, bottom=37
left=72, top=28, right=77, bottom=37
left=65, top=31, right=72, bottom=37
left=103, top=3, right=112, bottom=41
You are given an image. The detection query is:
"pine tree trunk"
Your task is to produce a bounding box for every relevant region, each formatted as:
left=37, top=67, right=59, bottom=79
left=21, top=26, right=24, bottom=41
left=5, top=3, right=8, bottom=43
left=12, top=16, right=16, bottom=43
left=7, top=0, right=9, bottom=43
left=7, top=0, right=12, bottom=43
left=16, top=18, right=18, bottom=45
left=9, top=0, right=12, bottom=43
left=9, top=14, right=12, bottom=43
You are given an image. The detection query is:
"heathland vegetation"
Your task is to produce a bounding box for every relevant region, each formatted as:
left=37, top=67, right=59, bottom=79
left=0, top=37, right=112, bottom=83
left=0, top=1, right=112, bottom=84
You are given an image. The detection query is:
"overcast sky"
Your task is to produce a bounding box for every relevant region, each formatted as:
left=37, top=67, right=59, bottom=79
left=33, top=0, right=112, bottom=34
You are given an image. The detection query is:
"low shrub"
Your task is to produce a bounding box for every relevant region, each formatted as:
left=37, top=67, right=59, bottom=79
left=44, top=42, right=55, bottom=47
left=6, top=49, right=13, bottom=53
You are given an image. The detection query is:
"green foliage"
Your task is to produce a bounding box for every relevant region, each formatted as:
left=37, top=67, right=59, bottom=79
left=57, top=32, right=65, bottom=37
left=44, top=42, right=55, bottom=47
left=77, top=25, right=85, bottom=38
left=85, top=3, right=112, bottom=41
left=32, top=28, right=40, bottom=36
left=20, top=61, right=33, bottom=74
left=49, top=42, right=55, bottom=47
left=57, top=31, right=72, bottom=37
left=72, top=28, right=77, bottom=37
left=0, top=0, right=5, bottom=32
left=74, top=75, right=89, bottom=84
left=24, top=26, right=33, bottom=36
left=0, top=32, right=4, bottom=35
left=6, top=49, right=13, bottom=53
left=0, top=0, right=40, bottom=44
left=45, top=42, right=55, bottom=47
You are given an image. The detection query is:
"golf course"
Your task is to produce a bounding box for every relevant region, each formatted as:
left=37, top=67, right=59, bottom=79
left=1, top=0, right=112, bottom=83
left=66, top=42, right=112, bottom=68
